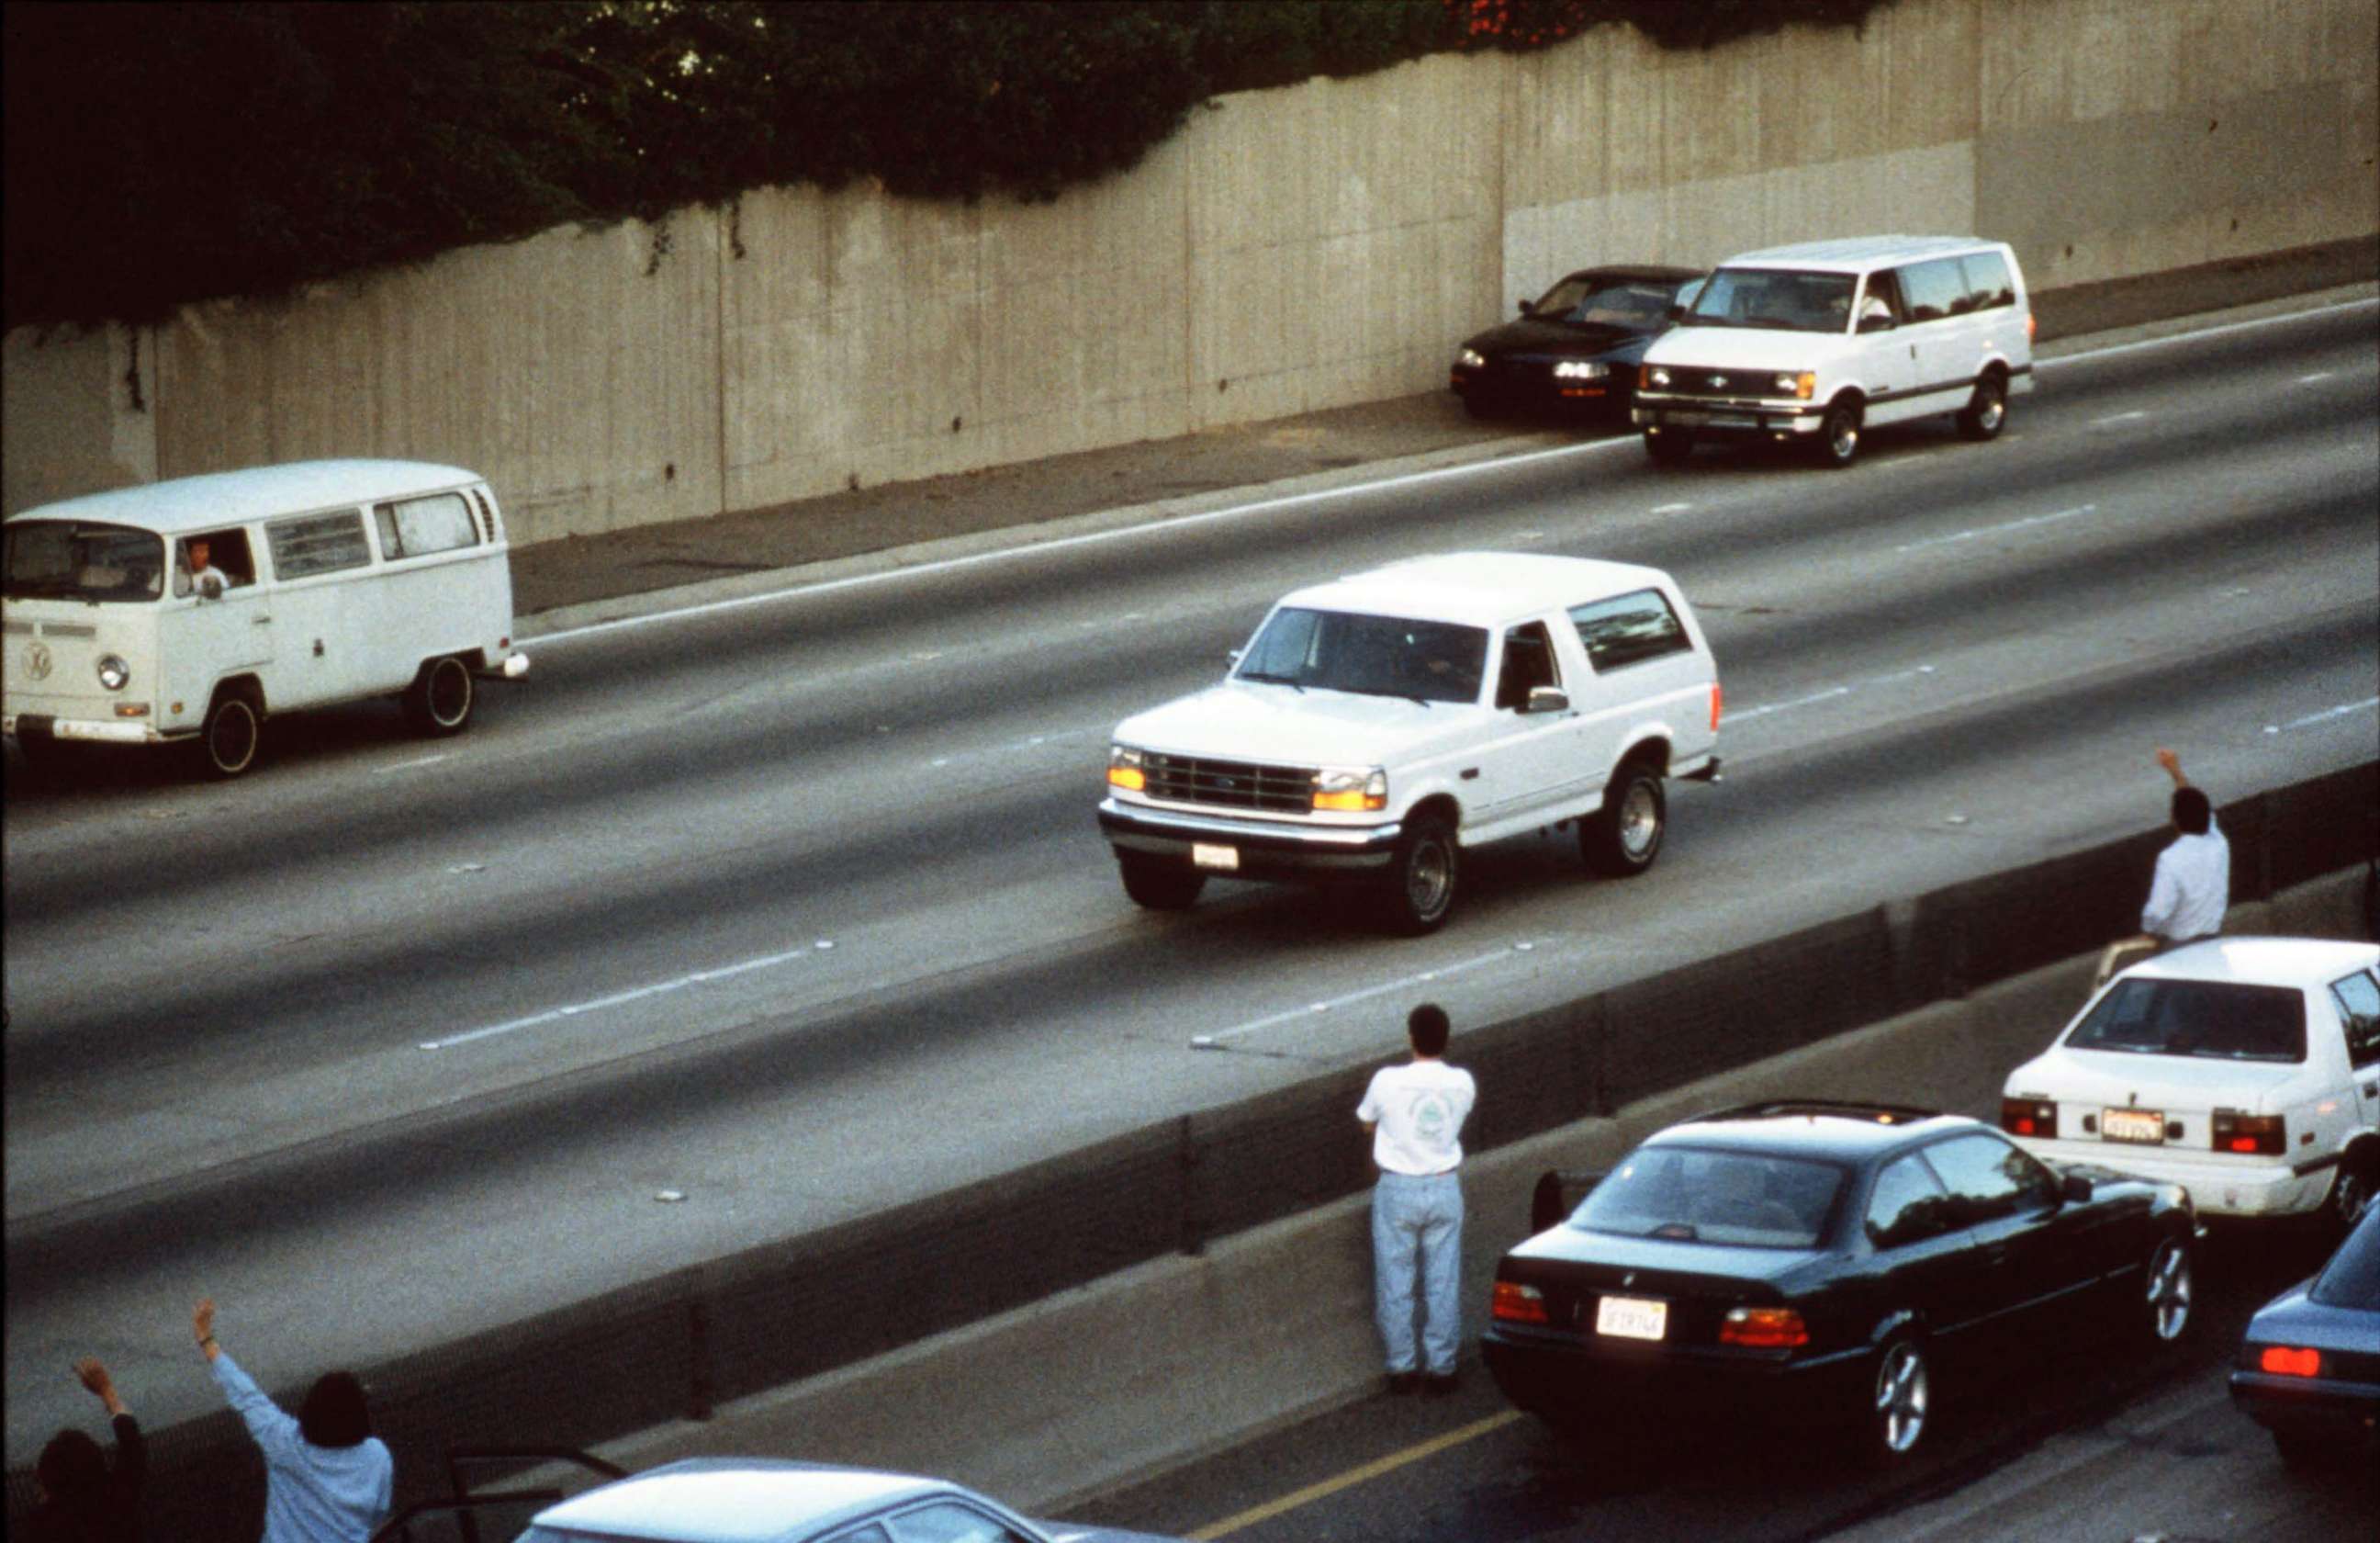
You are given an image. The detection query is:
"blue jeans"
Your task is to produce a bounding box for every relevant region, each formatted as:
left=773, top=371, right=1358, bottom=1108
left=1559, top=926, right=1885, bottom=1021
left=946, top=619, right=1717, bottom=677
left=1372, top=1170, right=1464, bottom=1375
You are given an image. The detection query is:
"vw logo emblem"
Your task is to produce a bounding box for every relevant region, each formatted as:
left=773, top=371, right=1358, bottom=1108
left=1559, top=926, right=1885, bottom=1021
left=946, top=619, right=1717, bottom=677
left=24, top=642, right=52, bottom=681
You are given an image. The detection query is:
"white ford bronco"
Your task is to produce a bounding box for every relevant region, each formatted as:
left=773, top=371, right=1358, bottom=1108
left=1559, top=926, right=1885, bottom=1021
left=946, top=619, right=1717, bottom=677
left=1097, top=552, right=1722, bottom=934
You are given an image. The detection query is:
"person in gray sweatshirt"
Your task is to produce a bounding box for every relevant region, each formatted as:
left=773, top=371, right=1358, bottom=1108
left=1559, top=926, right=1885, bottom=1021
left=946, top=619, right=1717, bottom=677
left=194, top=1298, right=392, bottom=1543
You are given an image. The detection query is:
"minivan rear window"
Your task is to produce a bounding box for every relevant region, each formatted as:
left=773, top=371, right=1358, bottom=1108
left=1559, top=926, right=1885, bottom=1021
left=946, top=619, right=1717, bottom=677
left=1959, top=251, right=2016, bottom=310
left=2066, top=978, right=2307, bottom=1063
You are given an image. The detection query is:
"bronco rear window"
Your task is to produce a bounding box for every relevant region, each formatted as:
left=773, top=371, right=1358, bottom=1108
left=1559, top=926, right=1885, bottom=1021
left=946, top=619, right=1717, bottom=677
left=2066, top=978, right=2307, bottom=1063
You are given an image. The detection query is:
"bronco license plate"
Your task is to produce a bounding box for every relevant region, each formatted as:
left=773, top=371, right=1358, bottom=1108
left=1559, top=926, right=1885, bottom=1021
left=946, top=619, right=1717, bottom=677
left=2102, top=1107, right=2165, bottom=1144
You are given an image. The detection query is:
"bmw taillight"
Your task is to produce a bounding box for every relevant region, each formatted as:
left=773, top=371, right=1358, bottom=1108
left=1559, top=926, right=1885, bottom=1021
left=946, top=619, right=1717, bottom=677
left=2212, top=1110, right=2285, bottom=1155
left=1719, top=1305, right=1808, bottom=1347
left=1492, top=1280, right=1549, bottom=1324
left=2001, top=1096, right=2057, bottom=1140
left=2258, top=1346, right=2321, bottom=1377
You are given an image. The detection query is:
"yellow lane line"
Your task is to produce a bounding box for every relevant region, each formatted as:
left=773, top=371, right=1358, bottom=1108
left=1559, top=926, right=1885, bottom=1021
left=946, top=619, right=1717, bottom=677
left=1184, top=1409, right=1522, bottom=1539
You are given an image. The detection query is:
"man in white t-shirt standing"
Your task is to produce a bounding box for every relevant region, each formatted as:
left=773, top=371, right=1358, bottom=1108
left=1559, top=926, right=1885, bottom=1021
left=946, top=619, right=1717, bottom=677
left=1357, top=1002, right=1476, bottom=1397
left=2142, top=747, right=2228, bottom=948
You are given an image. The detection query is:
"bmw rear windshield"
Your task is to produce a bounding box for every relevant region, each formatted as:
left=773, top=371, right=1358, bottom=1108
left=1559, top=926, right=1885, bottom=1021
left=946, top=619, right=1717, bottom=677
left=1570, top=1145, right=1845, bottom=1249
left=2065, top=978, right=2307, bottom=1063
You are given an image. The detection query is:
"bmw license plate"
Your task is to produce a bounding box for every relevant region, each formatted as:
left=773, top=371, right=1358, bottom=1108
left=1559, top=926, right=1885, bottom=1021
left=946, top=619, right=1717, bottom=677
left=1596, top=1295, right=1667, bottom=1341
left=1191, top=843, right=1240, bottom=871
left=2102, top=1108, right=2165, bottom=1144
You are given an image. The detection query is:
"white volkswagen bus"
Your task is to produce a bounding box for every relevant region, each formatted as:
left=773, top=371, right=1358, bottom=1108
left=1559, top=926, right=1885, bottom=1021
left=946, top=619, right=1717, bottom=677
left=4, top=459, right=529, bottom=778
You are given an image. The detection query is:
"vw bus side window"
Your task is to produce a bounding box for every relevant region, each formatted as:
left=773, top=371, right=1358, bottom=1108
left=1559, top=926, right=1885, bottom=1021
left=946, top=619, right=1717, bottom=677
left=375, top=492, right=480, bottom=560
left=266, top=510, right=373, bottom=580
left=2, top=521, right=166, bottom=603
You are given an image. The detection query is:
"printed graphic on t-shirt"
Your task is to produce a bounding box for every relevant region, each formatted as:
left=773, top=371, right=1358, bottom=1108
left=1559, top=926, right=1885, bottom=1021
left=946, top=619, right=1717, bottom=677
left=1409, top=1091, right=1456, bottom=1144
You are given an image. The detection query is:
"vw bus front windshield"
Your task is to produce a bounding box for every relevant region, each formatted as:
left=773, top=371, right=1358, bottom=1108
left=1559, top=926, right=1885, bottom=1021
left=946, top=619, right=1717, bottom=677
left=3, top=521, right=167, bottom=603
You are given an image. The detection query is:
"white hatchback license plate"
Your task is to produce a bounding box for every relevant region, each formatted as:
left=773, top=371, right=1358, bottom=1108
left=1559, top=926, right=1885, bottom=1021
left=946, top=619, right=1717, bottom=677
left=1191, top=843, right=1240, bottom=871
left=2102, top=1107, right=2165, bottom=1144
left=1596, top=1295, right=1667, bottom=1341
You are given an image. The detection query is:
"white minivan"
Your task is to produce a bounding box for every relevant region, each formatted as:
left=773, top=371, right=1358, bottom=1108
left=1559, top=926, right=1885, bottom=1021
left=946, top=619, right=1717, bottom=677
left=1633, top=235, right=2034, bottom=468
left=3, top=459, right=529, bottom=778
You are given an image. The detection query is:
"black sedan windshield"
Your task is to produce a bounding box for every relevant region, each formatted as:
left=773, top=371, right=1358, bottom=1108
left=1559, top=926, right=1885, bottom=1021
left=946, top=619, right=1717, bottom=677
left=1237, top=608, right=1488, bottom=705
left=2066, top=979, right=2307, bottom=1063
left=1572, top=1146, right=1843, bottom=1248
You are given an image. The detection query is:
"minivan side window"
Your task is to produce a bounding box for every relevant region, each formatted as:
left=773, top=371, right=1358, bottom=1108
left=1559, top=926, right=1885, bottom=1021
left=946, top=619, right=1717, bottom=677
left=1897, top=258, right=1970, bottom=321
left=1569, top=589, right=1690, bottom=672
left=376, top=492, right=480, bottom=560
left=1959, top=251, right=2016, bottom=310
left=2332, top=970, right=2380, bottom=1070
left=266, top=510, right=373, bottom=580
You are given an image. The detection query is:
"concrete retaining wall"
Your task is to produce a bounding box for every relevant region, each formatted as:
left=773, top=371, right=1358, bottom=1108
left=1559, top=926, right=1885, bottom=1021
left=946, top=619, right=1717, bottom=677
left=6, top=0, right=2374, bottom=535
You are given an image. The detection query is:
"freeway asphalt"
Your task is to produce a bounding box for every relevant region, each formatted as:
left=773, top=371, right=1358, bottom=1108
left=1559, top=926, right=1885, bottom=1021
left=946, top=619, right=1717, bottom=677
left=510, top=237, right=2377, bottom=631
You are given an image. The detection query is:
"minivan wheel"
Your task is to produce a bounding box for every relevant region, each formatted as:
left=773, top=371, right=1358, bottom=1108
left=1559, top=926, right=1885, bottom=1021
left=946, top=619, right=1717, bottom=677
left=1644, top=429, right=1696, bottom=466
left=1118, top=851, right=1205, bottom=911
left=404, top=656, right=475, bottom=736
left=1817, top=400, right=1862, bottom=467
left=198, top=690, right=261, bottom=780
left=1958, top=372, right=2008, bottom=440
left=1582, top=760, right=1666, bottom=877
left=1375, top=815, right=1458, bottom=936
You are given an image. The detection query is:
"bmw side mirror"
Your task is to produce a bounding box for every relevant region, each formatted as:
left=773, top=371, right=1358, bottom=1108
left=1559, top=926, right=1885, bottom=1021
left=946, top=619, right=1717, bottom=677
left=2060, top=1172, right=2094, bottom=1204
left=1532, top=1167, right=1605, bottom=1233
left=1518, top=298, right=1535, bottom=317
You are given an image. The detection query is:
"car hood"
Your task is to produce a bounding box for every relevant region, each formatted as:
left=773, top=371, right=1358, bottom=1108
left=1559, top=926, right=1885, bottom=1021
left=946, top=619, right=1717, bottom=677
left=1114, top=681, right=1494, bottom=767
left=2006, top=1045, right=2309, bottom=1111
left=1462, top=317, right=1657, bottom=360
left=1642, top=326, right=1846, bottom=370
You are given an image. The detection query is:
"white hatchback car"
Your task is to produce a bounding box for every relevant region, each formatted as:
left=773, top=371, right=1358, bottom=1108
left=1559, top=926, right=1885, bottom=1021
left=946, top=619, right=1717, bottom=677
left=2000, top=938, right=2380, bottom=1232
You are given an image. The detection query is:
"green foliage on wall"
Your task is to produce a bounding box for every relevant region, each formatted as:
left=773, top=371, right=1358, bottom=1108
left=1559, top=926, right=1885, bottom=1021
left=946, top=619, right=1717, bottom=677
left=3, top=0, right=1892, bottom=332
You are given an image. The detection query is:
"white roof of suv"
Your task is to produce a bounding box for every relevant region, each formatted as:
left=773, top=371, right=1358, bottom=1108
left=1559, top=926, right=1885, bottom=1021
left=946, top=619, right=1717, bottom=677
left=1284, top=551, right=1676, bottom=630
left=2108, top=936, right=2380, bottom=992
left=1715, top=235, right=2010, bottom=274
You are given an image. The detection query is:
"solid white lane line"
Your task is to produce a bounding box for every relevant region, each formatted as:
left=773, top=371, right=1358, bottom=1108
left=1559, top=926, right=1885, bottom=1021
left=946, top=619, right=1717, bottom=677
left=531, top=298, right=2378, bottom=647
left=420, top=940, right=833, bottom=1050
left=1191, top=944, right=1536, bottom=1048
left=2090, top=411, right=2148, bottom=426
left=1726, top=665, right=1939, bottom=724
left=1895, top=503, right=2096, bottom=554
left=2296, top=371, right=2336, bottom=384
left=2277, top=696, right=2380, bottom=731
left=377, top=754, right=450, bottom=773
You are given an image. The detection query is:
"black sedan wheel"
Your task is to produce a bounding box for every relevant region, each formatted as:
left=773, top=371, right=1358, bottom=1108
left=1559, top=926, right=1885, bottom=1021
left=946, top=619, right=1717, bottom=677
left=1866, top=1335, right=1931, bottom=1461
left=2138, top=1235, right=2194, bottom=1344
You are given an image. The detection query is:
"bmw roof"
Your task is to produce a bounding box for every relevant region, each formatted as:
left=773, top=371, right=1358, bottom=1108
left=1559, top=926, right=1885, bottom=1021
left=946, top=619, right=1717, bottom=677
left=1648, top=1101, right=1976, bottom=1161
left=1712, top=235, right=2012, bottom=274
left=1279, top=552, right=1680, bottom=631
left=5, top=459, right=483, bottom=538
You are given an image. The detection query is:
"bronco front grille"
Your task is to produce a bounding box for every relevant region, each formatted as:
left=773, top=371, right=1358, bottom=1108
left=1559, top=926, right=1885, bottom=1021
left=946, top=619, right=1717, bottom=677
left=1143, top=753, right=1311, bottom=813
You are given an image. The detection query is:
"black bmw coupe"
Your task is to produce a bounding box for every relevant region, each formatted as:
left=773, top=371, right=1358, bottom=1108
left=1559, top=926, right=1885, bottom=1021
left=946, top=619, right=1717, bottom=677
left=1448, top=265, right=1705, bottom=422
left=1481, top=1101, right=2199, bottom=1464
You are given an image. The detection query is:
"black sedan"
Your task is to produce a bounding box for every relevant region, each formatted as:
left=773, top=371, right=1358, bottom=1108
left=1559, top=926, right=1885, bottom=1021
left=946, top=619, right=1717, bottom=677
left=1481, top=1100, right=2199, bottom=1464
left=1449, top=265, right=1704, bottom=421
left=2230, top=1203, right=2380, bottom=1468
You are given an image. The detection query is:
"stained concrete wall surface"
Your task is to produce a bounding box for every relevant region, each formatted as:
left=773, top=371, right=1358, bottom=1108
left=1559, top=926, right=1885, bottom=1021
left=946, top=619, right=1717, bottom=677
left=4, top=0, right=2374, bottom=536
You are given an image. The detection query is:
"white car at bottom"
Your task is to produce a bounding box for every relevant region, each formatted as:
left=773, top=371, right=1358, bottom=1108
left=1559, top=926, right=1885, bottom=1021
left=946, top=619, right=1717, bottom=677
left=2001, top=937, right=2380, bottom=1231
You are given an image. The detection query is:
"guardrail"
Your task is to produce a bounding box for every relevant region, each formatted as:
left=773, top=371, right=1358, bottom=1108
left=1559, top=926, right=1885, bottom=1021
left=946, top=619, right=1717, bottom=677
left=10, top=761, right=2373, bottom=1539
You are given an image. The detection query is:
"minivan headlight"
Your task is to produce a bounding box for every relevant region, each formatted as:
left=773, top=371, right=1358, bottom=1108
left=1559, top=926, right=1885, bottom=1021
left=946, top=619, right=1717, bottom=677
left=96, top=654, right=130, bottom=691
left=1311, top=766, right=1386, bottom=812
left=1645, top=366, right=1672, bottom=388
left=1107, top=744, right=1148, bottom=793
left=1773, top=371, right=1816, bottom=400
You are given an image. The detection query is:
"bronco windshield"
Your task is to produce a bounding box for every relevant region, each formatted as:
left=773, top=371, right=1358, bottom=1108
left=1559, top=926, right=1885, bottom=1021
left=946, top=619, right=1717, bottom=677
left=1571, top=1146, right=1844, bottom=1249
left=1680, top=267, right=1858, bottom=333
left=1236, top=607, right=1488, bottom=705
left=3, top=520, right=167, bottom=603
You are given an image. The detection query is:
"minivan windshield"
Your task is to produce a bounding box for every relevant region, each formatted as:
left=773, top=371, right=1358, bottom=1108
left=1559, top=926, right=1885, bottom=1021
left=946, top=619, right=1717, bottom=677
left=2, top=520, right=166, bottom=603
left=2065, top=978, right=2307, bottom=1063
left=1681, top=267, right=1858, bottom=333
left=1570, top=1145, right=1843, bottom=1249
left=1236, top=607, right=1488, bottom=705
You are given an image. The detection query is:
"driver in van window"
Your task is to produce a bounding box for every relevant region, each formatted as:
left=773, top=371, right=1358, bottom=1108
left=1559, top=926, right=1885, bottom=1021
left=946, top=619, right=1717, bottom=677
left=179, top=537, right=229, bottom=599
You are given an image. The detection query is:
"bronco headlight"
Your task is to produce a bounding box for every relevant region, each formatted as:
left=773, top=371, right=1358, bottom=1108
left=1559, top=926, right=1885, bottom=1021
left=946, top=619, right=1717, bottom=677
left=96, top=654, right=130, bottom=692
left=1554, top=361, right=1609, bottom=380
left=1455, top=348, right=1486, bottom=369
left=1311, top=766, right=1386, bottom=813
left=1107, top=744, right=1148, bottom=793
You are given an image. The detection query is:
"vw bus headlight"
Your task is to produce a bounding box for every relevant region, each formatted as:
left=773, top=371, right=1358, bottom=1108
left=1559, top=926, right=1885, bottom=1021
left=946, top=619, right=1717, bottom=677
left=1311, top=766, right=1387, bottom=813
left=96, top=654, right=130, bottom=692
left=1107, top=744, right=1148, bottom=793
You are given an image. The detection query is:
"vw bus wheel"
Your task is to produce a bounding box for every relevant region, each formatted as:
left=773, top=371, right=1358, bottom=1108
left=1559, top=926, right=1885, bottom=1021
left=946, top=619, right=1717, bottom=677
left=405, top=657, right=475, bottom=737
left=198, top=691, right=261, bottom=780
